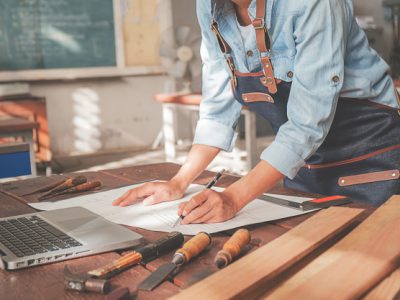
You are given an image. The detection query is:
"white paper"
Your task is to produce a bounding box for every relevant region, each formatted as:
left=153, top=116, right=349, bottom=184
left=29, top=183, right=314, bottom=235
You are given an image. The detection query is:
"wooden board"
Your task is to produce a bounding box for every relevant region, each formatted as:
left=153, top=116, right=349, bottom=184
left=169, top=207, right=364, bottom=300
left=363, top=268, right=400, bottom=300
left=264, top=195, right=400, bottom=300
left=122, top=0, right=161, bottom=66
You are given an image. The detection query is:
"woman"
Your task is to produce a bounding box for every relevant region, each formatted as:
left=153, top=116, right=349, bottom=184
left=113, top=0, right=400, bottom=224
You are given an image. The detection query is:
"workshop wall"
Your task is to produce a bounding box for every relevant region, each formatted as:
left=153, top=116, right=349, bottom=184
left=30, top=0, right=392, bottom=157
left=30, top=0, right=197, bottom=157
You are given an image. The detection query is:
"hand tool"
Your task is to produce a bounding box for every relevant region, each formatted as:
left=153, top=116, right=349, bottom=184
left=172, top=169, right=226, bottom=227
left=39, top=181, right=101, bottom=201
left=64, top=265, right=111, bottom=294
left=139, top=232, right=212, bottom=291
left=37, top=176, right=88, bottom=200
left=21, top=178, right=72, bottom=196
left=214, top=228, right=251, bottom=269
left=87, top=232, right=184, bottom=279
left=259, top=194, right=352, bottom=211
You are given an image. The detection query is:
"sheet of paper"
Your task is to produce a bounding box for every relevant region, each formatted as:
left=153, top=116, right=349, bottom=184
left=29, top=183, right=314, bottom=235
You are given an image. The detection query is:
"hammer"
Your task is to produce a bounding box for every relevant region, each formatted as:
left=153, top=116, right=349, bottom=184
left=64, top=265, right=111, bottom=294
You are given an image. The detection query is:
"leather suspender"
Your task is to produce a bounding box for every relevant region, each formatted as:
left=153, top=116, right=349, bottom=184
left=210, top=0, right=277, bottom=93
left=211, top=20, right=237, bottom=88
left=253, top=0, right=277, bottom=94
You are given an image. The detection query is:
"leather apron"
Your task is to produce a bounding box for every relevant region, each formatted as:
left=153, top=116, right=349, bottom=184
left=211, top=0, right=400, bottom=205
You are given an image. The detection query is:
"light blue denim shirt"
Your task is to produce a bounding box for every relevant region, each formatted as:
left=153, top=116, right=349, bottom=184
left=193, top=0, right=400, bottom=179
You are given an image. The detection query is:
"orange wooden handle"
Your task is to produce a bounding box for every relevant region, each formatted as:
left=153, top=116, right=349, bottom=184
left=74, top=181, right=101, bottom=192
left=223, top=229, right=250, bottom=257
left=176, top=232, right=211, bottom=263
left=214, top=229, right=250, bottom=268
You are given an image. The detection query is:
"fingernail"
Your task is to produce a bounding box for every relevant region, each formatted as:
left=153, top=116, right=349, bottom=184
left=143, top=195, right=156, bottom=206
left=182, top=210, right=187, bottom=217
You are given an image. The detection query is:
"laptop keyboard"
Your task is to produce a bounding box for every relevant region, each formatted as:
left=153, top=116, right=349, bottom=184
left=0, top=216, right=82, bottom=258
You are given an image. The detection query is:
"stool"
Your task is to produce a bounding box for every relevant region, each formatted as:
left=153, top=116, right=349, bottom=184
left=0, top=116, right=38, bottom=176
left=154, top=93, right=258, bottom=170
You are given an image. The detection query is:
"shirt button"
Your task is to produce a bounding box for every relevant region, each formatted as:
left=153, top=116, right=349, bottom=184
left=246, top=50, right=254, bottom=57
left=332, top=75, right=340, bottom=83
left=287, top=71, right=294, bottom=78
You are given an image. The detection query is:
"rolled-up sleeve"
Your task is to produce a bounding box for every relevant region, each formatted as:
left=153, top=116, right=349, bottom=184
left=193, top=0, right=242, bottom=152
left=261, top=0, right=349, bottom=179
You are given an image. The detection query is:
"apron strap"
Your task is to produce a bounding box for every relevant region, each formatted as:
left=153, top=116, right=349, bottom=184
left=395, top=87, right=400, bottom=116
left=253, top=0, right=278, bottom=94
left=211, top=20, right=237, bottom=88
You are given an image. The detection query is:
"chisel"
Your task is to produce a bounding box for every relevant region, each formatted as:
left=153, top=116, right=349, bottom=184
left=38, top=176, right=88, bottom=200
left=214, top=228, right=251, bottom=269
left=39, top=181, right=101, bottom=201
left=21, top=179, right=70, bottom=196
left=87, top=232, right=184, bottom=279
left=139, top=232, right=212, bottom=291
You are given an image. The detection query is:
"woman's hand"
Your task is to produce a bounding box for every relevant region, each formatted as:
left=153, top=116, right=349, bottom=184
left=112, top=180, right=185, bottom=207
left=177, top=189, right=240, bottom=224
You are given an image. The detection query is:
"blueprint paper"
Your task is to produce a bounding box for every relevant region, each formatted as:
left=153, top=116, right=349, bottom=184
left=29, top=183, right=314, bottom=235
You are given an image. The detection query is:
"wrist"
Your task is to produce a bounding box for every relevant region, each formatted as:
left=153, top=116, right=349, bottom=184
left=169, top=176, right=191, bottom=194
left=222, top=187, right=246, bottom=212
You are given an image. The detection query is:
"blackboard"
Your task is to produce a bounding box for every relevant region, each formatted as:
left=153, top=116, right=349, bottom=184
left=0, top=0, right=116, bottom=70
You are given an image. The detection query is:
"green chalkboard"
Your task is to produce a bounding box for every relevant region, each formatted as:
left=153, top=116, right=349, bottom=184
left=0, top=0, right=116, bottom=70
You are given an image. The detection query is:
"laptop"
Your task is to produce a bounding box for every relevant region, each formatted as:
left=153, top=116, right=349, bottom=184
left=0, top=207, right=142, bottom=270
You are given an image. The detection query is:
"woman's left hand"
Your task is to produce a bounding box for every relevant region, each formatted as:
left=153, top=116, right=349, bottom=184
left=177, top=189, right=239, bottom=224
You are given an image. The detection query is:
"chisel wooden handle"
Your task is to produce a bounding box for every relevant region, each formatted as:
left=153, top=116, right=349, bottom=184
left=40, top=181, right=101, bottom=200
left=88, top=232, right=184, bottom=278
left=51, top=176, right=87, bottom=192
left=214, top=228, right=251, bottom=268
left=65, top=181, right=101, bottom=193
left=175, top=232, right=211, bottom=264
left=39, top=176, right=87, bottom=199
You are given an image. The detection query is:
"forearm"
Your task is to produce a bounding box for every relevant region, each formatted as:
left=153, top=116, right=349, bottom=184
left=224, top=160, right=284, bottom=211
left=171, top=144, right=220, bottom=192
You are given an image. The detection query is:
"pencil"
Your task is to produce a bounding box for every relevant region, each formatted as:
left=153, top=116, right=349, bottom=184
left=172, top=168, right=225, bottom=227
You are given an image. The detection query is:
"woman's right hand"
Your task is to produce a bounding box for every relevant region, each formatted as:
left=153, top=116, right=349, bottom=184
left=112, top=180, right=185, bottom=207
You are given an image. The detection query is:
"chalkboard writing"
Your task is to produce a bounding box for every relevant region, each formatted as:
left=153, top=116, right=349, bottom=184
left=0, top=0, right=116, bottom=70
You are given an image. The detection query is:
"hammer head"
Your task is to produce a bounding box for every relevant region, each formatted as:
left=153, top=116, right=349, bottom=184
left=64, top=265, right=111, bottom=294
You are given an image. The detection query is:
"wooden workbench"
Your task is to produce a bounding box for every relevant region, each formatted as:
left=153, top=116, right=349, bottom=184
left=0, top=163, right=374, bottom=300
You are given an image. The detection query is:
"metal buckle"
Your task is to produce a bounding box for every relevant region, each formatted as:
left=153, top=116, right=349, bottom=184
left=252, top=18, right=265, bottom=30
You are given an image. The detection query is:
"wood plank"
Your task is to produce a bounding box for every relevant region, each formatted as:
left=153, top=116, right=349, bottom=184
left=363, top=268, right=400, bottom=300
left=265, top=195, right=400, bottom=300
left=169, top=207, right=364, bottom=300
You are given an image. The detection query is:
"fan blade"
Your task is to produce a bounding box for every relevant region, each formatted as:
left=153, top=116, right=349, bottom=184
left=159, top=43, right=177, bottom=60
left=176, top=26, right=191, bottom=46
left=172, top=60, right=188, bottom=79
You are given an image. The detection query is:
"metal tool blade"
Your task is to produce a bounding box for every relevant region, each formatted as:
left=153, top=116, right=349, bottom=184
left=138, top=263, right=177, bottom=291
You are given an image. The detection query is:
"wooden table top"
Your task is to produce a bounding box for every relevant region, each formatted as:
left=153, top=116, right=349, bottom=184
left=0, top=163, right=374, bottom=300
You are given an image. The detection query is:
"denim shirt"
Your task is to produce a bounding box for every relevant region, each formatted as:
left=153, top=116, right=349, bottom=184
left=193, top=0, right=400, bottom=179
